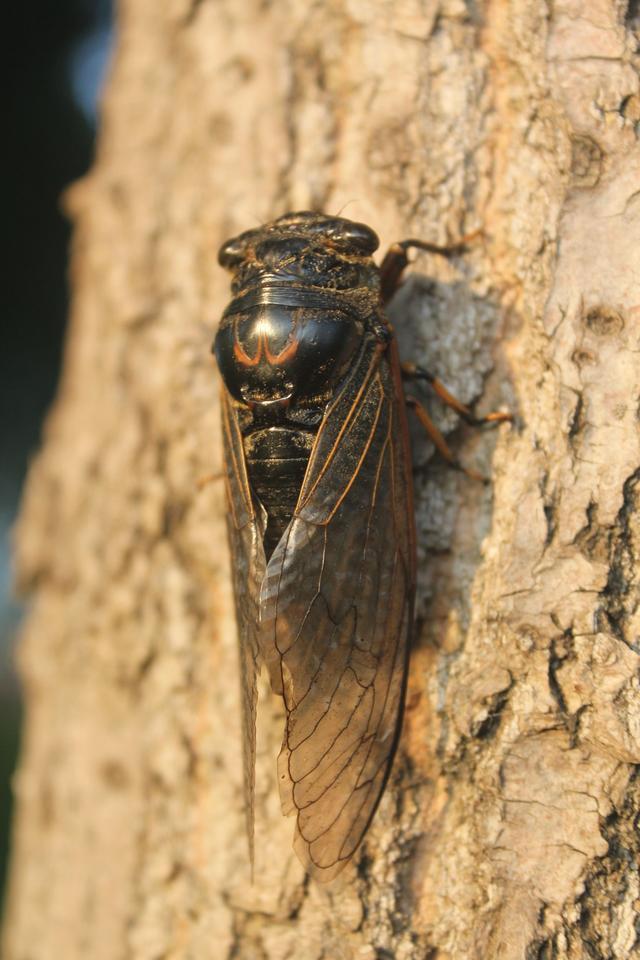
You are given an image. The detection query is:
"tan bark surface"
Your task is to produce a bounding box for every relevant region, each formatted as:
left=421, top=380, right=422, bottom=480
left=4, top=1, right=640, bottom=958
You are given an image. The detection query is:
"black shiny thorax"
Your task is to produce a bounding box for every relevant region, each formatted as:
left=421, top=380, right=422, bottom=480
left=215, top=298, right=365, bottom=408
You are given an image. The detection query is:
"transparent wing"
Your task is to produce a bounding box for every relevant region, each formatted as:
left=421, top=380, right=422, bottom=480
left=220, top=389, right=266, bottom=871
left=260, top=336, right=415, bottom=881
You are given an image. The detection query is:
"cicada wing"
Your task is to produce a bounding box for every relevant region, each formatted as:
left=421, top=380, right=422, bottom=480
left=220, top=389, right=267, bottom=871
left=260, top=336, right=415, bottom=882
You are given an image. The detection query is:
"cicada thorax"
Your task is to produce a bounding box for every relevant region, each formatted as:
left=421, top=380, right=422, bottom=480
left=214, top=298, right=366, bottom=408
left=215, top=214, right=383, bottom=559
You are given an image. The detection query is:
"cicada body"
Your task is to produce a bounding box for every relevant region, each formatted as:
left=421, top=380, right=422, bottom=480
left=214, top=212, right=416, bottom=882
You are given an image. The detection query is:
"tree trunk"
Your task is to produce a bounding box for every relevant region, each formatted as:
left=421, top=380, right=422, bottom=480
left=4, top=1, right=640, bottom=957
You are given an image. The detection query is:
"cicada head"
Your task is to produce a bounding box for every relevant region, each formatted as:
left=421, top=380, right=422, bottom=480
left=218, top=212, right=380, bottom=295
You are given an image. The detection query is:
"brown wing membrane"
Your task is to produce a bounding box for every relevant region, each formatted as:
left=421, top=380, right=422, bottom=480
left=259, top=336, right=415, bottom=881
left=220, top=390, right=266, bottom=872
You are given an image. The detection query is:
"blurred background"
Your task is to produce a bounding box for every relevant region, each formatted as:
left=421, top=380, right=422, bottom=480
left=1, top=0, right=113, bottom=911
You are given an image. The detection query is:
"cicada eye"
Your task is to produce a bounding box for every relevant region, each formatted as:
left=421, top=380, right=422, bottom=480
left=218, top=229, right=259, bottom=269
left=326, top=219, right=380, bottom=255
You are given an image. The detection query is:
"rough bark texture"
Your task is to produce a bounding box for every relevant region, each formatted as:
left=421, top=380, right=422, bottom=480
left=4, top=1, right=640, bottom=958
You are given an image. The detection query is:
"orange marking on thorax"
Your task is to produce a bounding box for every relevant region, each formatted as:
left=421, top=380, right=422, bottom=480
left=233, top=330, right=299, bottom=368
left=233, top=336, right=263, bottom=367
left=265, top=336, right=299, bottom=365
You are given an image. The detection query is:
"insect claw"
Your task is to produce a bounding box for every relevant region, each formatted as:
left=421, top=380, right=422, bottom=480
left=458, top=409, right=513, bottom=428
left=457, top=463, right=490, bottom=485
left=196, top=471, right=225, bottom=490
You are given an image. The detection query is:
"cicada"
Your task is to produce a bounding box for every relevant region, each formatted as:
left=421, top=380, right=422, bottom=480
left=213, top=212, right=508, bottom=881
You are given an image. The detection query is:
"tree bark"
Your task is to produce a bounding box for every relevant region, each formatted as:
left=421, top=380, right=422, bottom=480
left=4, top=1, right=640, bottom=957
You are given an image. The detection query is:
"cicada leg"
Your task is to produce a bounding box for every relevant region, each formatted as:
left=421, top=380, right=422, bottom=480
left=381, top=232, right=512, bottom=473
left=379, top=231, right=482, bottom=305
left=404, top=365, right=512, bottom=482
left=401, top=363, right=512, bottom=428
left=405, top=396, right=487, bottom=483
left=196, top=470, right=225, bottom=490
